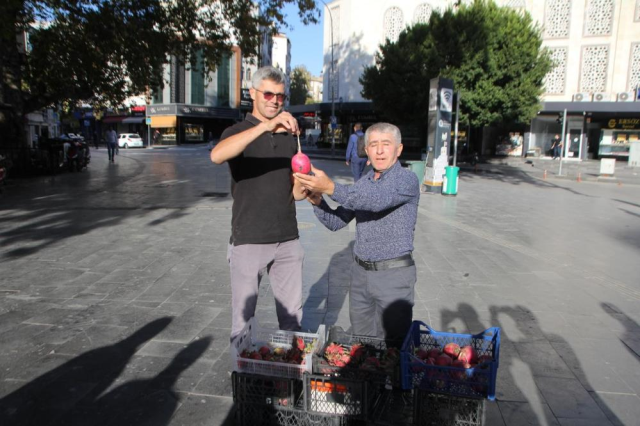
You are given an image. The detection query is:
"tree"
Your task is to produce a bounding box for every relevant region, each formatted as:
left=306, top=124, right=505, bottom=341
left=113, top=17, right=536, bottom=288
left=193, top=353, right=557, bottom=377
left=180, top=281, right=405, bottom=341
left=360, top=0, right=552, bottom=135
left=289, top=65, right=313, bottom=105
left=0, top=0, right=318, bottom=168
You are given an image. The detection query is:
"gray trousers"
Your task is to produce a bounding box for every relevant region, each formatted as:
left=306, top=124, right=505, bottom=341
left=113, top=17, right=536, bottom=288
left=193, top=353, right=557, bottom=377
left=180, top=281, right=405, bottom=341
left=228, top=239, right=304, bottom=341
left=349, top=258, right=416, bottom=348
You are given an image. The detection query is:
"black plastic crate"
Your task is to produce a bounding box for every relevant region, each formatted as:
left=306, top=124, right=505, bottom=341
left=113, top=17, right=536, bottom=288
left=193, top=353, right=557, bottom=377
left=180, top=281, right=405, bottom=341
left=371, top=389, right=415, bottom=426
left=303, top=374, right=378, bottom=421
left=313, top=326, right=401, bottom=387
left=414, top=391, right=485, bottom=426
left=232, top=371, right=303, bottom=409
left=235, top=401, right=346, bottom=426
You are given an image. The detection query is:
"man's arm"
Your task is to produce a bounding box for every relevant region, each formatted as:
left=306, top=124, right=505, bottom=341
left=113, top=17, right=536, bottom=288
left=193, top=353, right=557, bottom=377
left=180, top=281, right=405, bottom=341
left=311, top=198, right=355, bottom=232
left=345, top=135, right=355, bottom=164
left=332, top=175, right=419, bottom=213
left=210, top=112, right=299, bottom=164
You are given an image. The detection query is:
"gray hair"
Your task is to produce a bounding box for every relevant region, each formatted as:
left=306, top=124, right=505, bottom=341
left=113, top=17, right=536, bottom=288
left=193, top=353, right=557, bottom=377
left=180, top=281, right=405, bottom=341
left=364, top=122, right=402, bottom=147
left=252, top=66, right=285, bottom=88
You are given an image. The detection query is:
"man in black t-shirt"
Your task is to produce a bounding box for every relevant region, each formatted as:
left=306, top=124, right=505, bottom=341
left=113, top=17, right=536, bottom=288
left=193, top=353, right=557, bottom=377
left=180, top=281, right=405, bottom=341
left=211, top=66, right=307, bottom=342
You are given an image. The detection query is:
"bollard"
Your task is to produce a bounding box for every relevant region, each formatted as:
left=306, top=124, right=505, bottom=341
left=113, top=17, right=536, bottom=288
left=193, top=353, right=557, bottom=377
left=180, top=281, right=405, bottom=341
left=577, top=172, right=582, bottom=183
left=543, top=170, right=547, bottom=180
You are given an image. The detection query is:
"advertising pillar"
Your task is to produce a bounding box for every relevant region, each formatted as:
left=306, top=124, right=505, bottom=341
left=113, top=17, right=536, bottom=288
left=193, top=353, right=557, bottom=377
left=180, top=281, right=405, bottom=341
left=423, top=78, right=454, bottom=193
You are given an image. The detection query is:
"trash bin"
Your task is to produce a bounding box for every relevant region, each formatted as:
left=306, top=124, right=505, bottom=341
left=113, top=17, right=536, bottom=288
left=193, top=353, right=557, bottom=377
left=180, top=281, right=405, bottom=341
left=406, top=160, right=425, bottom=185
left=442, top=166, right=459, bottom=196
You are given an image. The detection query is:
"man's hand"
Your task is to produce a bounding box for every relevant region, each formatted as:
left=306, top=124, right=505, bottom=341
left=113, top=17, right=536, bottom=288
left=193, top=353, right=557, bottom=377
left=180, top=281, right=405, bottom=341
left=294, top=165, right=335, bottom=196
left=345, top=161, right=350, bottom=166
left=264, top=111, right=299, bottom=135
left=306, top=192, right=322, bottom=206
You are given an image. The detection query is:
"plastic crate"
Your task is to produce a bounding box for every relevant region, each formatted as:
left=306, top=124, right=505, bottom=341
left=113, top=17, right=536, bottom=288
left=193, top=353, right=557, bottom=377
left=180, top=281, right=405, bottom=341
left=231, top=317, right=325, bottom=379
left=235, top=402, right=346, bottom=426
left=232, top=371, right=302, bottom=409
left=400, top=321, right=500, bottom=400
left=304, top=373, right=378, bottom=420
left=414, top=391, right=485, bottom=426
left=371, top=389, right=415, bottom=426
left=312, top=326, right=401, bottom=387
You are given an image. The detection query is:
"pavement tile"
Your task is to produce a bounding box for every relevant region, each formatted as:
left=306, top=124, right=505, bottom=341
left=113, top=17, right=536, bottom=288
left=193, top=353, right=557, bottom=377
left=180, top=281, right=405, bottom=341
left=514, top=341, right=576, bottom=379
left=497, top=401, right=561, bottom=426
left=590, top=391, right=640, bottom=426
left=167, top=394, right=235, bottom=426
left=536, top=376, right=608, bottom=420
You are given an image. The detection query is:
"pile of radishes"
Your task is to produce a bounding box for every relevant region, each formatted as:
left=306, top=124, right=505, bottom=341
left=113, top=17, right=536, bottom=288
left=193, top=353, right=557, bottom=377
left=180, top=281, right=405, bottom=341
left=413, top=342, right=493, bottom=383
left=239, top=336, right=317, bottom=365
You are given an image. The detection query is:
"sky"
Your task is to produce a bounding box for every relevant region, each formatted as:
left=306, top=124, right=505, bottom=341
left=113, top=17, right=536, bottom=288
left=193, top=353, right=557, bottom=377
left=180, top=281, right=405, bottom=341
left=280, top=3, right=324, bottom=77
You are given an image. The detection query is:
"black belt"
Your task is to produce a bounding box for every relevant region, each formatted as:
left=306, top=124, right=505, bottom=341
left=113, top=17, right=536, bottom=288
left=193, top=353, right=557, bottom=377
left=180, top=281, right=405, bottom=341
left=355, top=254, right=414, bottom=271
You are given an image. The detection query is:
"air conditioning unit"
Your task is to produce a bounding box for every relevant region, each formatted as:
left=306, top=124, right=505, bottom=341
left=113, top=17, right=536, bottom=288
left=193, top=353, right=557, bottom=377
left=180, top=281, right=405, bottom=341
left=593, top=92, right=611, bottom=102
left=617, top=91, right=635, bottom=102
left=573, top=92, right=592, bottom=102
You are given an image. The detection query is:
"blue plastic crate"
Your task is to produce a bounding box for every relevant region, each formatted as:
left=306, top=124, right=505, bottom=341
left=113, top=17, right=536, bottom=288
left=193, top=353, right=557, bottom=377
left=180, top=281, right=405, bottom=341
left=400, top=321, right=500, bottom=400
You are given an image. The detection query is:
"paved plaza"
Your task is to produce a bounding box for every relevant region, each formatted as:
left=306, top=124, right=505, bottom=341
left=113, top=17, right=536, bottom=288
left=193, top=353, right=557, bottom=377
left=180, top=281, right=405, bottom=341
left=1, top=145, right=640, bottom=425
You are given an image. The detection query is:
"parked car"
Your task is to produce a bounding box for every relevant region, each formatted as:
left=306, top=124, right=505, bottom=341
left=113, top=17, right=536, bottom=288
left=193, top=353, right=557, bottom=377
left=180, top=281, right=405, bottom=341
left=118, top=133, right=143, bottom=148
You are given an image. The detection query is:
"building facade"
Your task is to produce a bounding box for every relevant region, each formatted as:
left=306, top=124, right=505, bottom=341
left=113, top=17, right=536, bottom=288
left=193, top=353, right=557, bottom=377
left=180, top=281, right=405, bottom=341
left=320, top=0, right=640, bottom=159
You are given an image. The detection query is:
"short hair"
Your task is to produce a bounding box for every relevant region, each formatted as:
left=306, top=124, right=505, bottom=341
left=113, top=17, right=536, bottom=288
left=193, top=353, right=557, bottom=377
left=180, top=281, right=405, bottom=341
left=252, top=66, right=285, bottom=89
left=364, top=123, right=401, bottom=147
left=354, top=122, right=362, bottom=130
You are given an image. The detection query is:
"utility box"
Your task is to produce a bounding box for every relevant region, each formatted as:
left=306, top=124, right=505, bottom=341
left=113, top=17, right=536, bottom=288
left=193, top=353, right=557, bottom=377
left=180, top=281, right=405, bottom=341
left=600, top=158, right=616, bottom=176
left=630, top=142, right=640, bottom=167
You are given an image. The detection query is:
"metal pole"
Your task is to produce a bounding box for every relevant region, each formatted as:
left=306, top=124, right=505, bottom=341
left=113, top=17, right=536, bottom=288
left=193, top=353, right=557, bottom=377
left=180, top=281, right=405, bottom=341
left=558, top=108, right=567, bottom=176
left=321, top=0, right=335, bottom=158
left=453, top=91, right=460, bottom=167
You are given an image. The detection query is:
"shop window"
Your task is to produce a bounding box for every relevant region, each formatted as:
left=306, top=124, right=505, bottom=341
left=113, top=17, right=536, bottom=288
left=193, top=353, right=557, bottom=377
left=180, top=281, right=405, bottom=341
left=184, top=123, right=203, bottom=142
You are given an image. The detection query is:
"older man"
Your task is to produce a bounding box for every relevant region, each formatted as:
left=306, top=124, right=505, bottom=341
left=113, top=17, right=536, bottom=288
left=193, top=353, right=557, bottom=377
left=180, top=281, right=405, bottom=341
left=295, top=123, right=419, bottom=346
left=211, top=66, right=307, bottom=342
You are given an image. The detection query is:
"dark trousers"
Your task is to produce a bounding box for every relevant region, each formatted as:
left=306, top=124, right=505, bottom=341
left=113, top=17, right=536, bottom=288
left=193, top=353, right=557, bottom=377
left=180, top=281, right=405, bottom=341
left=553, top=145, right=561, bottom=159
left=350, top=158, right=367, bottom=181
left=349, top=258, right=416, bottom=348
left=107, top=143, right=117, bottom=161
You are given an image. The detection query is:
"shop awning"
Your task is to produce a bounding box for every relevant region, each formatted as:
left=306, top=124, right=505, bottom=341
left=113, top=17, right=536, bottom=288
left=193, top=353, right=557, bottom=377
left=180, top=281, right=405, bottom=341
left=102, top=116, right=125, bottom=124
left=122, top=117, right=145, bottom=124
left=150, top=115, right=177, bottom=128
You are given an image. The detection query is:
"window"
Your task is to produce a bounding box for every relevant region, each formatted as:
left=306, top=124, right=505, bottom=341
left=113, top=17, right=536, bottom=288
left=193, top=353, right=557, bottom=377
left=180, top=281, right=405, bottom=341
left=217, top=54, right=230, bottom=107
left=191, top=50, right=205, bottom=105
left=584, top=0, right=614, bottom=36
left=413, top=3, right=432, bottom=24
left=544, top=47, right=568, bottom=94
left=544, top=0, right=571, bottom=39
left=629, top=43, right=640, bottom=91
left=383, top=7, right=404, bottom=43
left=580, top=45, right=609, bottom=93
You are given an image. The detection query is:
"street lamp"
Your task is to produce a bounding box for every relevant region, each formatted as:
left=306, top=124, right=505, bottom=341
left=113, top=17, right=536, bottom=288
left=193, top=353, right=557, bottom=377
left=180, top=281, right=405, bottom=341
left=320, top=0, right=336, bottom=158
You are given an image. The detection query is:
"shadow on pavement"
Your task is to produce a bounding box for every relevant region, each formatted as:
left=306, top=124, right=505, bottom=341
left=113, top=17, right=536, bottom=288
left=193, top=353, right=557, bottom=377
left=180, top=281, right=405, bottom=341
left=440, top=303, right=623, bottom=425
left=0, top=317, right=176, bottom=426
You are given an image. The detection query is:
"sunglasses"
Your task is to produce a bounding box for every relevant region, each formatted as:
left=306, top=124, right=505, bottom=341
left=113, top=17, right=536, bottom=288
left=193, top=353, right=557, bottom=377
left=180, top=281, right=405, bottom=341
left=254, top=89, right=287, bottom=102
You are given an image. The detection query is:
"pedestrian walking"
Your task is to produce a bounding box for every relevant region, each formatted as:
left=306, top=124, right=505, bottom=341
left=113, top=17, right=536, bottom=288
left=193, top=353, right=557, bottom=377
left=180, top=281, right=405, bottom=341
left=294, top=122, right=420, bottom=347
left=551, top=134, right=562, bottom=159
left=345, top=123, right=368, bottom=181
left=210, top=66, right=307, bottom=342
left=105, top=128, right=118, bottom=162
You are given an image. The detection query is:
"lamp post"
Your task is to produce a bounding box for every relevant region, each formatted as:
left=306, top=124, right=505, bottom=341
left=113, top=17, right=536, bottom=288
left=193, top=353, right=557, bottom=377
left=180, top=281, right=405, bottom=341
left=320, top=0, right=335, bottom=158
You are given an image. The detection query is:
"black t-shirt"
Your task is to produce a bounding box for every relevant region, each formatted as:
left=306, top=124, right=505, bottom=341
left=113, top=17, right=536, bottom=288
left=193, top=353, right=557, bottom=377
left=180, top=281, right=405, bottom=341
left=220, top=113, right=299, bottom=245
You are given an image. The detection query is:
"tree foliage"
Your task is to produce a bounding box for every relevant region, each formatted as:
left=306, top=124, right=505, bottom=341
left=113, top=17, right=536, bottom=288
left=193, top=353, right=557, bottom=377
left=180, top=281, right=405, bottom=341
left=289, top=65, right=313, bottom=105
left=360, top=0, right=552, bottom=130
left=1, top=0, right=319, bottom=113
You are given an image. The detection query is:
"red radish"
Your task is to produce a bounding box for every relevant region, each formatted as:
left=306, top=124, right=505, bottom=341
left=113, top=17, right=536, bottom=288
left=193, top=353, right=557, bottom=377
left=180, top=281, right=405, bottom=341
left=451, top=360, right=466, bottom=380
left=427, top=348, right=441, bottom=359
left=415, top=348, right=430, bottom=360
left=477, top=354, right=492, bottom=367
left=458, top=346, right=477, bottom=364
left=435, top=354, right=452, bottom=366
left=259, top=346, right=271, bottom=357
left=443, top=343, right=461, bottom=359
left=291, top=134, right=311, bottom=174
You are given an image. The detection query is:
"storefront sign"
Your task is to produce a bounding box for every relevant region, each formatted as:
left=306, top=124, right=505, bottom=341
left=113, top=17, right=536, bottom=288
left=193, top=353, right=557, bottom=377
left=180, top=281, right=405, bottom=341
left=240, top=89, right=253, bottom=108
left=147, top=104, right=239, bottom=119
left=607, top=118, right=640, bottom=130
left=130, top=106, right=146, bottom=113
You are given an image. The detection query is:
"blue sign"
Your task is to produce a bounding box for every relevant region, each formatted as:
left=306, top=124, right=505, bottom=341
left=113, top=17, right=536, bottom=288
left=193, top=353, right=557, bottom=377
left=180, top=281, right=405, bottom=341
left=145, top=117, right=152, bottom=125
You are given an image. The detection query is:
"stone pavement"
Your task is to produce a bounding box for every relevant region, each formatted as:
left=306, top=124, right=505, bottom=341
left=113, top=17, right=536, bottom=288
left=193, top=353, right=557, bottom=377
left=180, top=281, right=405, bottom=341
left=0, top=145, right=639, bottom=425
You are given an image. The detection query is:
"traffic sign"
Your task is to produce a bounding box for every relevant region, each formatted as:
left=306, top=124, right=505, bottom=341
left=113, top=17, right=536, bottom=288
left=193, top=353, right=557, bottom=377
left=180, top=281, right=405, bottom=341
left=330, top=116, right=337, bottom=125
left=145, top=117, right=152, bottom=125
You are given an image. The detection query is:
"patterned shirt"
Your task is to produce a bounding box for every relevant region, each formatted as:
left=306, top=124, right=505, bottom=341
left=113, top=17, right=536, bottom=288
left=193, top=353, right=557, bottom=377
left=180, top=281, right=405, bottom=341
left=313, top=161, right=419, bottom=261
